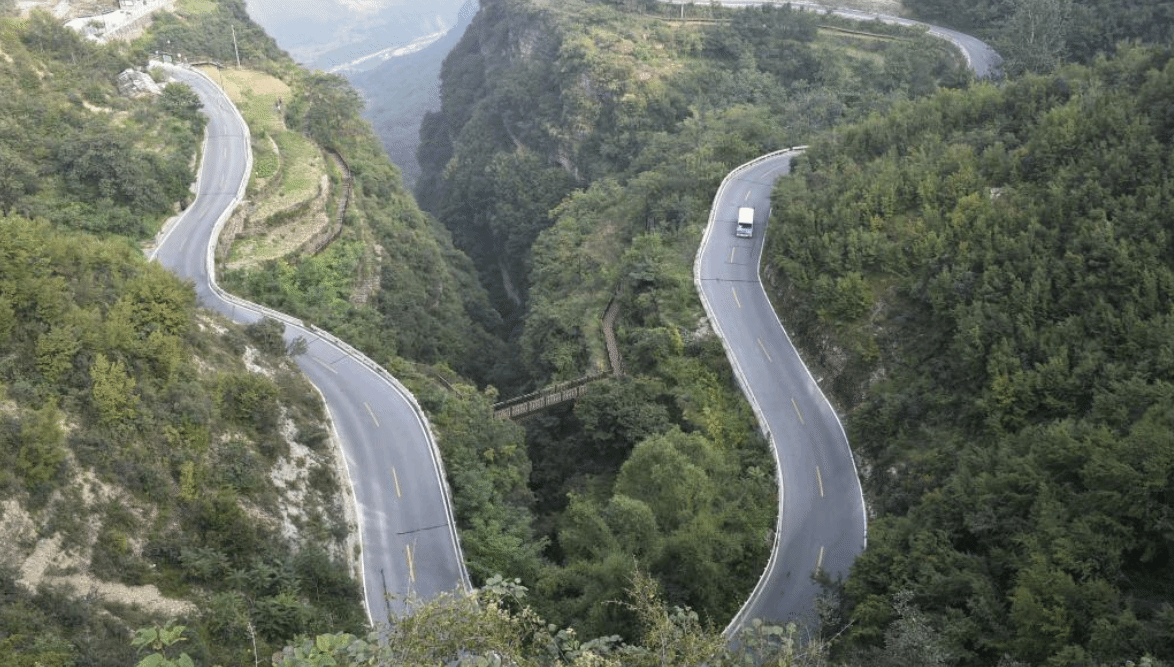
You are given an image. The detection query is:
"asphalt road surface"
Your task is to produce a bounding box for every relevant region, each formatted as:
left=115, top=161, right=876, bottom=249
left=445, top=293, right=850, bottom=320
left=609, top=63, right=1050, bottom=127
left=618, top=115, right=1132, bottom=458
left=696, top=151, right=867, bottom=633
left=666, top=0, right=1002, bottom=79
left=150, top=63, right=469, bottom=624
left=689, top=2, right=999, bottom=637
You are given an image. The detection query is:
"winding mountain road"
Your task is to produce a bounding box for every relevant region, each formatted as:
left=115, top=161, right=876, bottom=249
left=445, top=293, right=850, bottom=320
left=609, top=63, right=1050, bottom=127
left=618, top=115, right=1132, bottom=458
left=682, top=0, right=1002, bottom=78
left=697, top=151, right=864, bottom=632
left=149, top=63, right=470, bottom=624
left=688, top=1, right=1000, bottom=635
left=148, top=0, right=999, bottom=638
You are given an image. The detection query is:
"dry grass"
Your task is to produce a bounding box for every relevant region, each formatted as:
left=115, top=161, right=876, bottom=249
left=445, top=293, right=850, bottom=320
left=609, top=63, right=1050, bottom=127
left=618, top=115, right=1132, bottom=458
left=199, top=67, right=334, bottom=265
left=175, top=0, right=217, bottom=15
left=227, top=174, right=332, bottom=270
left=197, top=66, right=290, bottom=137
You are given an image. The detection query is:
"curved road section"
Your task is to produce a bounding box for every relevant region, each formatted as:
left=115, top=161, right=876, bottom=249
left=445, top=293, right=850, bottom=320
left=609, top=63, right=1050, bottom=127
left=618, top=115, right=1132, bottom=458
left=696, top=150, right=866, bottom=633
left=691, top=1, right=999, bottom=637
left=149, top=63, right=470, bottom=624
left=665, top=1, right=1002, bottom=78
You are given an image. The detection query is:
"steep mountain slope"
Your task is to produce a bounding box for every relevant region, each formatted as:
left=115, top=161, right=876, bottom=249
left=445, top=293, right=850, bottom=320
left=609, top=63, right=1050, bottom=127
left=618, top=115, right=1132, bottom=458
left=347, top=0, right=478, bottom=187
left=418, top=0, right=971, bottom=639
left=0, top=8, right=475, bottom=665
left=140, top=0, right=508, bottom=386
left=137, top=0, right=545, bottom=624
left=766, top=45, right=1174, bottom=664
left=0, top=220, right=362, bottom=666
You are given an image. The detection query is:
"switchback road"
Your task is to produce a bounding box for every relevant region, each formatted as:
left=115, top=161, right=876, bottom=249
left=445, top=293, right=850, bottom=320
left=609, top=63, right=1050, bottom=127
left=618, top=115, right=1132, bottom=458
left=150, top=63, right=470, bottom=624
left=686, top=0, right=1000, bottom=636
left=696, top=150, right=866, bottom=632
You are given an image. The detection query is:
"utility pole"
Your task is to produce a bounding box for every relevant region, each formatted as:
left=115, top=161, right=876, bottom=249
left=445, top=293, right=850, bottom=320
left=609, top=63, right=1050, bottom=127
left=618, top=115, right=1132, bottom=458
left=231, top=24, right=241, bottom=68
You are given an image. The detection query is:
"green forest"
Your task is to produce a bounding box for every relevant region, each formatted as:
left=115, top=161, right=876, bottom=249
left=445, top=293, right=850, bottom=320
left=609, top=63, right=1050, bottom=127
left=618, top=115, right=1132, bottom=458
left=416, top=0, right=968, bottom=644
left=0, top=217, right=368, bottom=665
left=0, top=14, right=201, bottom=235
left=416, top=0, right=1174, bottom=664
left=768, top=45, right=1174, bottom=664
left=905, top=0, right=1174, bottom=75
left=6, top=0, right=1174, bottom=663
left=0, top=8, right=374, bottom=667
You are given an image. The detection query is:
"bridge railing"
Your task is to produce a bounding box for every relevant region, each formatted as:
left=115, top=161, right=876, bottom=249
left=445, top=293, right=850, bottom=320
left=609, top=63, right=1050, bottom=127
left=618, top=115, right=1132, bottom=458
left=492, top=290, right=624, bottom=419
left=492, top=372, right=609, bottom=419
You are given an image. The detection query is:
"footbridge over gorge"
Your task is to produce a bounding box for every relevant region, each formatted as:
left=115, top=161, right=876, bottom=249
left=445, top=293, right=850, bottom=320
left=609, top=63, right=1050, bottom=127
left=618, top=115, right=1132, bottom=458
left=493, top=296, right=624, bottom=419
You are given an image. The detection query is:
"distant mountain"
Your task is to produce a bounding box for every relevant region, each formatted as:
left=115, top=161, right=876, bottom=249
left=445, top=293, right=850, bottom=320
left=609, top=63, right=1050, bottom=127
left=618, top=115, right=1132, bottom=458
left=348, top=0, right=477, bottom=186
left=244, top=0, right=475, bottom=185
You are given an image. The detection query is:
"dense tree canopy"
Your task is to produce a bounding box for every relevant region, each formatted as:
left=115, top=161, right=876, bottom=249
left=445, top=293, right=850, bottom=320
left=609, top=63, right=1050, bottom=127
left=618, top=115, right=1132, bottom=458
left=0, top=13, right=369, bottom=666
left=0, top=217, right=365, bottom=666
left=764, top=44, right=1174, bottom=665
left=419, top=0, right=971, bottom=644
left=905, top=0, right=1174, bottom=73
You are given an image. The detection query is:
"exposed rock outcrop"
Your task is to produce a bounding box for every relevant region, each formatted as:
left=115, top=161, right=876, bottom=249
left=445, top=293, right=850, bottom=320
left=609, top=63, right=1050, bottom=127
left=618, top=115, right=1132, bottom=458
left=116, top=67, right=161, bottom=97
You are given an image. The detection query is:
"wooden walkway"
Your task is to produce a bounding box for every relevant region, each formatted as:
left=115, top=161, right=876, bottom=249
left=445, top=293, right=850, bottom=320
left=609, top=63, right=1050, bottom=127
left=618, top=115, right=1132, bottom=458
left=492, top=373, right=608, bottom=420
left=493, top=295, right=624, bottom=419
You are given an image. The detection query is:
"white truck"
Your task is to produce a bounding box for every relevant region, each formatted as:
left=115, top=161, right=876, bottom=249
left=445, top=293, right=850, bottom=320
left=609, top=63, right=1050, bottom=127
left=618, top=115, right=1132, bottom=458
left=736, top=206, right=754, bottom=238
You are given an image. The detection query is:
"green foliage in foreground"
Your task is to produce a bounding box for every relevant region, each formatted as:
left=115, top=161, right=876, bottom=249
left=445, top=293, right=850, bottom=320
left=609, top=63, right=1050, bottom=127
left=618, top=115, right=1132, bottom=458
left=270, top=574, right=829, bottom=667
left=765, top=44, right=1174, bottom=665
left=0, top=219, right=363, bottom=665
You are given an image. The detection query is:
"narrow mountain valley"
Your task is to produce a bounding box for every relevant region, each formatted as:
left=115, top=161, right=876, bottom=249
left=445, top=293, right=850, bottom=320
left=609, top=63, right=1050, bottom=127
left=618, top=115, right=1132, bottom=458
left=2, top=0, right=1174, bottom=664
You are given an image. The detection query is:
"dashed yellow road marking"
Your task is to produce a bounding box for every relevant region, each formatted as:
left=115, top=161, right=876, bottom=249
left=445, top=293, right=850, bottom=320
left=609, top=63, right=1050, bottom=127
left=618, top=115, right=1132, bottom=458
left=792, top=397, right=805, bottom=425
left=364, top=402, right=379, bottom=427
left=816, top=466, right=824, bottom=498
left=816, top=546, right=825, bottom=571
left=313, top=357, right=338, bottom=374
left=392, top=467, right=402, bottom=498
left=405, top=545, right=416, bottom=583
left=757, top=338, right=772, bottom=362
left=732, top=287, right=742, bottom=309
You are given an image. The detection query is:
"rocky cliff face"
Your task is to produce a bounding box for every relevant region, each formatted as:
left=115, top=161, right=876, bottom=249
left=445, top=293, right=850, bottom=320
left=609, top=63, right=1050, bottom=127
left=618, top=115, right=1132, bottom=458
left=416, top=0, right=691, bottom=320
left=414, top=0, right=571, bottom=315
left=116, top=67, right=161, bottom=96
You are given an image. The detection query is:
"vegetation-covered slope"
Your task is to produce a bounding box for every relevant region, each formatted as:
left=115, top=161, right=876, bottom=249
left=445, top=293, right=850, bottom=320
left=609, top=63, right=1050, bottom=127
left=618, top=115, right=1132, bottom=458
left=0, top=14, right=200, bottom=238
left=0, top=220, right=364, bottom=666
left=134, top=1, right=546, bottom=597
left=906, top=0, right=1174, bottom=76
left=139, top=0, right=508, bottom=386
left=765, top=45, right=1174, bottom=665
left=0, top=11, right=369, bottom=667
left=418, top=0, right=971, bottom=640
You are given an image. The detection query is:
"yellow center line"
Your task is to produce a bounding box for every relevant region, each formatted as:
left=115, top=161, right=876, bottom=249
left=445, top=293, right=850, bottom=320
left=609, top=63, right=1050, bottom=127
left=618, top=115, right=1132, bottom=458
left=743, top=189, right=752, bottom=201
left=729, top=246, right=736, bottom=263
left=312, top=356, right=339, bottom=374
left=756, top=338, right=772, bottom=362
left=392, top=467, right=402, bottom=498
left=816, top=545, right=825, bottom=572
left=816, top=466, right=824, bottom=498
left=792, top=397, right=805, bottom=425
left=364, top=402, right=380, bottom=427
left=731, top=287, right=742, bottom=309
left=405, top=544, right=416, bottom=583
